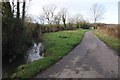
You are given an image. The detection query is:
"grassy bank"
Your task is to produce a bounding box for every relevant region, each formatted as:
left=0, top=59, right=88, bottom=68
left=94, top=31, right=120, bottom=53
left=12, top=29, right=86, bottom=78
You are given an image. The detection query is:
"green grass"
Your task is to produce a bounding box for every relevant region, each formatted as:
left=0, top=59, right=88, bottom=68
left=94, top=31, right=120, bottom=53
left=12, top=29, right=86, bottom=78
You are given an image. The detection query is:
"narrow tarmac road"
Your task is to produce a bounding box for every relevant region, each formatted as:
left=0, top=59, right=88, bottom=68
left=36, top=30, right=119, bottom=78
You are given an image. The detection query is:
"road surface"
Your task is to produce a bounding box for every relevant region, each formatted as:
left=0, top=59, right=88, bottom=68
left=36, top=30, right=119, bottom=78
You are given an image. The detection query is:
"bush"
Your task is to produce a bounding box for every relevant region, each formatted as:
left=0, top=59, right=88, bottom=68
left=2, top=16, right=33, bottom=62
left=80, top=23, right=90, bottom=29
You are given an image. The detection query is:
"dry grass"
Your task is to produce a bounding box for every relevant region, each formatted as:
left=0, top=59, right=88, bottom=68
left=97, top=24, right=119, bottom=39
left=95, top=24, right=120, bottom=53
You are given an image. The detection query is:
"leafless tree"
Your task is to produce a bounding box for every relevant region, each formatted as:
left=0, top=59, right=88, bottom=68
left=54, top=12, right=61, bottom=25
left=53, top=13, right=62, bottom=30
left=67, top=15, right=75, bottom=29
left=90, top=3, right=105, bottom=29
left=67, top=16, right=75, bottom=24
left=22, top=0, right=26, bottom=21
left=38, top=14, right=45, bottom=25
left=11, top=0, right=31, bottom=20
left=16, top=0, right=20, bottom=19
left=42, top=4, right=57, bottom=26
left=74, top=14, right=83, bottom=22
left=74, top=14, right=83, bottom=28
left=11, top=0, right=15, bottom=17
left=59, top=8, right=67, bottom=28
left=67, top=14, right=83, bottom=28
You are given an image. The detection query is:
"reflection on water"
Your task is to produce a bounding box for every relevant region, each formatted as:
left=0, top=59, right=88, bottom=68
left=26, top=42, right=44, bottom=62
left=3, top=42, right=44, bottom=78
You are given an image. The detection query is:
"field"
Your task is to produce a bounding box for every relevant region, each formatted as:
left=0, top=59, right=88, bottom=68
left=12, top=29, right=86, bottom=78
left=95, top=24, right=120, bottom=53
left=96, top=24, right=119, bottom=38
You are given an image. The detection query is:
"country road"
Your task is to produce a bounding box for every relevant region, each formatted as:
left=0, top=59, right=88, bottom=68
left=36, top=30, right=119, bottom=78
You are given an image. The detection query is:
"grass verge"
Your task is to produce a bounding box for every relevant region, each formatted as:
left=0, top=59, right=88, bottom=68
left=11, top=29, right=86, bottom=78
left=94, top=30, right=120, bottom=53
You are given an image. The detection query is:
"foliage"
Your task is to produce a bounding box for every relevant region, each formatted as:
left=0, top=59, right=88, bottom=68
left=2, top=1, right=33, bottom=62
left=80, top=21, right=90, bottom=29
left=32, top=23, right=43, bottom=43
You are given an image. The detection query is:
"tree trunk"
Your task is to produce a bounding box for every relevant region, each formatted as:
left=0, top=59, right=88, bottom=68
left=22, top=0, right=26, bottom=21
left=63, top=17, right=66, bottom=29
left=16, top=0, right=20, bottom=19
left=94, top=18, right=98, bottom=29
left=12, top=0, right=15, bottom=17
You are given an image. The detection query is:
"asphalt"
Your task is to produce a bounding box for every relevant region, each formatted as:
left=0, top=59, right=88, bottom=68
left=36, top=30, right=119, bottom=78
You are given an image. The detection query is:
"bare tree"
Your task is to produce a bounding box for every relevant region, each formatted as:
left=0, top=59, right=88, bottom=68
left=59, top=8, right=67, bottom=28
left=67, top=15, right=75, bottom=29
left=74, top=14, right=83, bottom=22
left=38, top=14, right=45, bottom=25
left=22, top=0, right=26, bottom=21
left=16, top=0, right=20, bottom=19
left=42, top=4, right=57, bottom=27
left=67, top=14, right=83, bottom=28
left=90, top=3, right=105, bottom=29
left=74, top=14, right=83, bottom=28
left=54, top=12, right=61, bottom=26
left=11, top=0, right=15, bottom=17
left=11, top=0, right=31, bottom=20
left=67, top=16, right=75, bottom=24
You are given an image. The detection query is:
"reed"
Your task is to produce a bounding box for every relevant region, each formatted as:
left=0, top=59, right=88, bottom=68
left=97, top=24, right=119, bottom=39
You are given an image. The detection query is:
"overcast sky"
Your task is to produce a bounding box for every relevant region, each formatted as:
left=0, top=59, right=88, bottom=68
left=27, top=0, right=119, bottom=24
